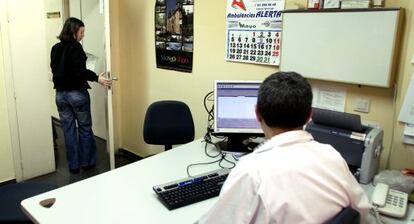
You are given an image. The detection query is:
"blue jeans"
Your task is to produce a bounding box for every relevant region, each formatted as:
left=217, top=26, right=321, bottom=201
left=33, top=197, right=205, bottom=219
left=56, top=90, right=97, bottom=170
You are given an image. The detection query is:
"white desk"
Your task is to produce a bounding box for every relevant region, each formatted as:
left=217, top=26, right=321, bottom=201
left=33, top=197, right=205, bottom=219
left=21, top=140, right=227, bottom=224
left=21, top=139, right=414, bottom=224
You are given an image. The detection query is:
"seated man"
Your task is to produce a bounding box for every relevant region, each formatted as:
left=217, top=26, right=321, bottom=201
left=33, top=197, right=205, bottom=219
left=197, top=72, right=371, bottom=223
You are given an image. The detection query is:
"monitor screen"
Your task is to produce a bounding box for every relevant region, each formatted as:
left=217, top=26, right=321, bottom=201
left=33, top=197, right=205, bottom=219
left=214, top=80, right=263, bottom=134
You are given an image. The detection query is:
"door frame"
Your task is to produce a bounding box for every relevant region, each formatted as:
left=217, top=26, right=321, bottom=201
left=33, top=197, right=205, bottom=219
left=104, top=0, right=115, bottom=170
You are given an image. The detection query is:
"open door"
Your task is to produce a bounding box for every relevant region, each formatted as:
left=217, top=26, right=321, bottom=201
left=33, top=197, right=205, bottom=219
left=67, top=0, right=116, bottom=169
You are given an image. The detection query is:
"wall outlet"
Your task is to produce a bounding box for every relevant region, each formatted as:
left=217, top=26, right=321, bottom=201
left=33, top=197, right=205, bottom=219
left=354, top=98, right=370, bottom=113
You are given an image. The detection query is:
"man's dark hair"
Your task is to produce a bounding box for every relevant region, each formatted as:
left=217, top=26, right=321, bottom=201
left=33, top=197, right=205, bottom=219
left=58, top=17, right=84, bottom=41
left=257, top=72, right=313, bottom=129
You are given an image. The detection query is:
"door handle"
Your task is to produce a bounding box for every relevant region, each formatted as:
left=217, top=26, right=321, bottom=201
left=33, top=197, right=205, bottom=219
left=106, top=71, right=118, bottom=81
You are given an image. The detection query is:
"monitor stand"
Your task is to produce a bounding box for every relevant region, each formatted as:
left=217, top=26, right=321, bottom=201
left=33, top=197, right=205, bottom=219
left=214, top=134, right=255, bottom=154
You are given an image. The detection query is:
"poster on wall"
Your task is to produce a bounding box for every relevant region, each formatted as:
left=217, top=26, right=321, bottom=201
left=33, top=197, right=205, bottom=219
left=155, top=0, right=194, bottom=73
left=225, top=0, right=285, bottom=66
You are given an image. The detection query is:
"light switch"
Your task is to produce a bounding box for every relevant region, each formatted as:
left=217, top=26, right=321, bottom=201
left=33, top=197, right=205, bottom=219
left=354, top=98, right=370, bottom=113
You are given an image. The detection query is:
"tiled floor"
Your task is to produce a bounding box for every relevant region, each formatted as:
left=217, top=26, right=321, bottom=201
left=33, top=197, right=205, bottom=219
left=26, top=121, right=141, bottom=187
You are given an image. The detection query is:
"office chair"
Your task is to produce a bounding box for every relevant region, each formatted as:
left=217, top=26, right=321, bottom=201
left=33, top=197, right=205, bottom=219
left=325, top=207, right=360, bottom=224
left=143, top=100, right=195, bottom=151
left=0, top=182, right=57, bottom=223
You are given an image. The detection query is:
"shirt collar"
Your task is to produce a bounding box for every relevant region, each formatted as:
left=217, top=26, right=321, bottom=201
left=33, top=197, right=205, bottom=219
left=254, top=130, right=314, bottom=154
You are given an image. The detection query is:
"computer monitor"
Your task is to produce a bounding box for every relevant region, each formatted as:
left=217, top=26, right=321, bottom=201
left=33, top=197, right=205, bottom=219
left=213, top=80, right=264, bottom=153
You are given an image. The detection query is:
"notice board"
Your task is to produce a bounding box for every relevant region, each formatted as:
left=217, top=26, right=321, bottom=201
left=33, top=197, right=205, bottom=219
left=280, top=8, right=400, bottom=87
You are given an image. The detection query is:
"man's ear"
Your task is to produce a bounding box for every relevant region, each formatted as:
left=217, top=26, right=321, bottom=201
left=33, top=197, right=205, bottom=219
left=255, top=105, right=263, bottom=123
left=306, top=108, right=313, bottom=124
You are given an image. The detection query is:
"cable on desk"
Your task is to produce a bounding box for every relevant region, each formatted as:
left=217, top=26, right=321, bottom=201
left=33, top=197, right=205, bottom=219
left=186, top=157, right=223, bottom=177
left=219, top=153, right=236, bottom=169
left=204, top=140, right=221, bottom=158
left=186, top=150, right=236, bottom=177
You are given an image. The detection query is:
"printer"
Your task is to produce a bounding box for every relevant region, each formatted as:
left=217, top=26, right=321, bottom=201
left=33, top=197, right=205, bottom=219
left=305, top=108, right=383, bottom=184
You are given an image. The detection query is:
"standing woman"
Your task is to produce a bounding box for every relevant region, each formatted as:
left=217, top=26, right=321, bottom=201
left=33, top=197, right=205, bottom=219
left=51, top=17, right=111, bottom=174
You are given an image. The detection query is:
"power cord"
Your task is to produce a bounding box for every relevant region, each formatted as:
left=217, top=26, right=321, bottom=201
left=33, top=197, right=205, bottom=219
left=370, top=205, right=385, bottom=224
left=203, top=139, right=221, bottom=158
left=186, top=152, right=236, bottom=177
left=203, top=91, right=215, bottom=136
left=219, top=153, right=236, bottom=169
left=186, top=157, right=223, bottom=177
left=186, top=91, right=237, bottom=177
left=202, top=90, right=226, bottom=156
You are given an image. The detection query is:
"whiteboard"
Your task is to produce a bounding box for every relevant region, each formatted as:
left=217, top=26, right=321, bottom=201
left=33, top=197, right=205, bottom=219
left=280, top=9, right=400, bottom=87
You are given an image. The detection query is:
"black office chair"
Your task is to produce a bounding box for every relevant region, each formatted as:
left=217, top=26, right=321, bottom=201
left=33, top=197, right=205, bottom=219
left=325, top=207, right=360, bottom=224
left=0, top=182, right=57, bottom=223
left=143, top=100, right=195, bottom=151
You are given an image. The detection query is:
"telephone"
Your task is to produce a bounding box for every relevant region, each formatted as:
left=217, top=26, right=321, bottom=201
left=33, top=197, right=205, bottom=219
left=371, top=183, right=408, bottom=218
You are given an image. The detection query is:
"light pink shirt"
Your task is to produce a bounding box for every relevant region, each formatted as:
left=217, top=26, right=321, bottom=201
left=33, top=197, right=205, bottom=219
left=197, top=130, right=371, bottom=224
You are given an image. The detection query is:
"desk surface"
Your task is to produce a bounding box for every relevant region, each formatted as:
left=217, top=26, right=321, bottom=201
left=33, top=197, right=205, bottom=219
left=21, top=140, right=227, bottom=224
left=21, top=139, right=413, bottom=224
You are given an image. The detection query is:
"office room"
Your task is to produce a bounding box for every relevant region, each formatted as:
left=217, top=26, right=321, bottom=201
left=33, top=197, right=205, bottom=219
left=1, top=0, right=414, bottom=223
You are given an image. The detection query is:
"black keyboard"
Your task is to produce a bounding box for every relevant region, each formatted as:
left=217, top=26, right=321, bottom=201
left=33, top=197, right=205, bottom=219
left=153, top=168, right=230, bottom=210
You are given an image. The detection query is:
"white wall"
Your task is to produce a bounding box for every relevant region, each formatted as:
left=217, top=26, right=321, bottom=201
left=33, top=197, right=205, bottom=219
left=110, top=0, right=414, bottom=171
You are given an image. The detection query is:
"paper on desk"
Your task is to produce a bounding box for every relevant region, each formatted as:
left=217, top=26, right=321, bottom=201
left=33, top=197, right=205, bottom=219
left=398, top=74, right=414, bottom=123
left=312, top=85, right=346, bottom=112
left=403, top=135, right=414, bottom=145
left=404, top=123, right=414, bottom=136
left=86, top=52, right=98, bottom=73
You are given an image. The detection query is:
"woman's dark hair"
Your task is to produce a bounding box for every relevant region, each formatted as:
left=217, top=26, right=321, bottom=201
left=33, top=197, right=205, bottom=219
left=58, top=17, right=84, bottom=41
left=257, top=72, right=313, bottom=129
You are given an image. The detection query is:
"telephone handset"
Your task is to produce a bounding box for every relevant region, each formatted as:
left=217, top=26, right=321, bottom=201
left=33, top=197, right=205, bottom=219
left=371, top=183, right=408, bottom=218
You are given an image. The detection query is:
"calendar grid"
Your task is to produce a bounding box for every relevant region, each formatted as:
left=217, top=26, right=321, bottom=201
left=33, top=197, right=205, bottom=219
left=226, top=30, right=281, bottom=65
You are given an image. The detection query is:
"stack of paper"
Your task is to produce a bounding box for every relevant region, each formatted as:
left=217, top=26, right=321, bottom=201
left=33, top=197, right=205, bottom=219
left=403, top=124, right=414, bottom=145
left=399, top=73, right=414, bottom=145
left=341, top=0, right=372, bottom=8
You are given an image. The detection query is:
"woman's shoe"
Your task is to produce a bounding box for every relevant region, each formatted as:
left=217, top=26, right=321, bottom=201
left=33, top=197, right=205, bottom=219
left=82, top=164, right=96, bottom=171
left=69, top=168, right=80, bottom=174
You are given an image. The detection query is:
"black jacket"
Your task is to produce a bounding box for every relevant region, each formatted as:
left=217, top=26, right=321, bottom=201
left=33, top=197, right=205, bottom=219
left=50, top=41, right=98, bottom=90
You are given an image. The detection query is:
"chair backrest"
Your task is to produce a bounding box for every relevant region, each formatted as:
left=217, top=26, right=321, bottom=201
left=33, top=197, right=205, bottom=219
left=325, top=207, right=360, bottom=224
left=143, top=100, right=195, bottom=151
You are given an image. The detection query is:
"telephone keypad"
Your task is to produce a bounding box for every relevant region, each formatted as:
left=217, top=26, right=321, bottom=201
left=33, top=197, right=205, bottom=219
left=379, top=189, right=408, bottom=218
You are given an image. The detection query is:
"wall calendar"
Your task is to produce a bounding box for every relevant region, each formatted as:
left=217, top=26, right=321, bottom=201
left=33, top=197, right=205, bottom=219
left=226, top=0, right=285, bottom=66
